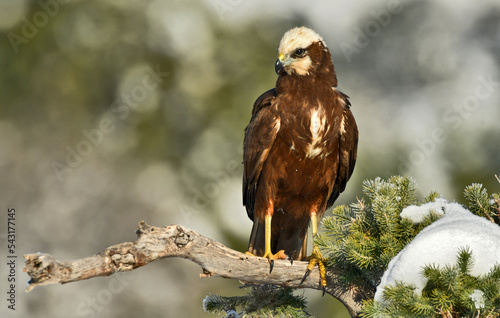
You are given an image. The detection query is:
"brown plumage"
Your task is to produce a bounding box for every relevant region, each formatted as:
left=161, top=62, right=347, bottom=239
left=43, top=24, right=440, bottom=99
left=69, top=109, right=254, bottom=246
left=243, top=26, right=358, bottom=282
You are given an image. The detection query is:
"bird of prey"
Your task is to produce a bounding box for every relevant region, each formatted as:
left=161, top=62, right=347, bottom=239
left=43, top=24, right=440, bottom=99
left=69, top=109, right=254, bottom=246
left=243, top=26, right=358, bottom=289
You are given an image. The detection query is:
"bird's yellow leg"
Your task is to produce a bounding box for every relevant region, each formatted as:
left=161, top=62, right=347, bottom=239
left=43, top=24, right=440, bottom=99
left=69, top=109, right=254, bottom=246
left=302, top=212, right=327, bottom=292
left=262, top=214, right=286, bottom=273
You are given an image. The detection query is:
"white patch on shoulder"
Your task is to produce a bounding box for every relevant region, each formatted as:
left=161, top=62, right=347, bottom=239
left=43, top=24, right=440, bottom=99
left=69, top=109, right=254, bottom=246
left=306, top=106, right=328, bottom=158
left=278, top=26, right=325, bottom=55
left=310, top=108, right=325, bottom=139
left=339, top=113, right=346, bottom=135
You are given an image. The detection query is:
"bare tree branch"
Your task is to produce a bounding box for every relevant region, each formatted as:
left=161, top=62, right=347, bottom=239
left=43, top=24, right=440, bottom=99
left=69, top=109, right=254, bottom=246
left=23, top=222, right=367, bottom=317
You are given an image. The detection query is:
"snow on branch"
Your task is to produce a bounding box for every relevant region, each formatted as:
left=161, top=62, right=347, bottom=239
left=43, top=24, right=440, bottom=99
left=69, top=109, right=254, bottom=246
left=23, top=222, right=364, bottom=317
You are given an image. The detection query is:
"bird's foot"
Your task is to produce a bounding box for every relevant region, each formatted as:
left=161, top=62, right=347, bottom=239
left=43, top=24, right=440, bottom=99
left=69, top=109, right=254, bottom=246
left=263, top=250, right=287, bottom=274
left=300, top=246, right=327, bottom=295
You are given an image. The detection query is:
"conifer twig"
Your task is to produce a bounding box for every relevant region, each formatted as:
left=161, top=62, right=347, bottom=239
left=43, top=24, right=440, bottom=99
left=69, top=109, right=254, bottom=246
left=23, top=222, right=364, bottom=317
left=493, top=175, right=500, bottom=219
left=494, top=199, right=500, bottom=218
left=476, top=199, right=496, bottom=223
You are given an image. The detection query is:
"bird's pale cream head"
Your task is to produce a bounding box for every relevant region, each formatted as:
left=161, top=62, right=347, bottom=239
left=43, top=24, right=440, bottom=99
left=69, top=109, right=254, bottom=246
left=275, top=27, right=327, bottom=76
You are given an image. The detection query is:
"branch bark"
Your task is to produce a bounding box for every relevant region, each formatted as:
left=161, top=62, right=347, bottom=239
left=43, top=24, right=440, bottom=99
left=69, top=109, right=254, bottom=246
left=23, top=222, right=367, bottom=317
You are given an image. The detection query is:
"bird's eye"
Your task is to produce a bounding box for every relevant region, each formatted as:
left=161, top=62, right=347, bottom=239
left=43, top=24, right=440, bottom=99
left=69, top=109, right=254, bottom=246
left=292, top=48, right=307, bottom=58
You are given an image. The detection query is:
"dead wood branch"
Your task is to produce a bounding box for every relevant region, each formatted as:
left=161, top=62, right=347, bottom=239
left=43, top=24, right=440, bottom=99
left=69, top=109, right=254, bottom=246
left=24, top=222, right=366, bottom=317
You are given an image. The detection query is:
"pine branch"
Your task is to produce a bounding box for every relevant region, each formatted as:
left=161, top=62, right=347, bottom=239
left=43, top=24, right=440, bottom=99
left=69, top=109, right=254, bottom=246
left=494, top=175, right=500, bottom=219
left=23, top=221, right=365, bottom=317
left=204, top=285, right=311, bottom=318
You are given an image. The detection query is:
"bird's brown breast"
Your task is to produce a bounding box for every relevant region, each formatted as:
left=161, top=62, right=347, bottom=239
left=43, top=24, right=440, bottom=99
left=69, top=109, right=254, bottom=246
left=275, top=88, right=341, bottom=161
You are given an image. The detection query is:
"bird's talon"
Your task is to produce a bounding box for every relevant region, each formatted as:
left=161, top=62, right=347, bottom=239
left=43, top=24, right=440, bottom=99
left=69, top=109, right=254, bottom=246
left=304, top=246, right=328, bottom=291
left=263, top=250, right=286, bottom=274
left=300, top=268, right=311, bottom=285
left=306, top=258, right=317, bottom=272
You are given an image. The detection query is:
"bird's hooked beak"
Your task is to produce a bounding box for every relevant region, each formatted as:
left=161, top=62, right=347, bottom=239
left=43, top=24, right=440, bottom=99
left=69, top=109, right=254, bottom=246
left=275, top=53, right=286, bottom=75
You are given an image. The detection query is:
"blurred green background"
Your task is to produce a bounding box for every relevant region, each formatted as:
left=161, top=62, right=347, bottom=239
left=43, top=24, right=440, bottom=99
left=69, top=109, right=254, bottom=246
left=0, top=0, right=499, bottom=317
